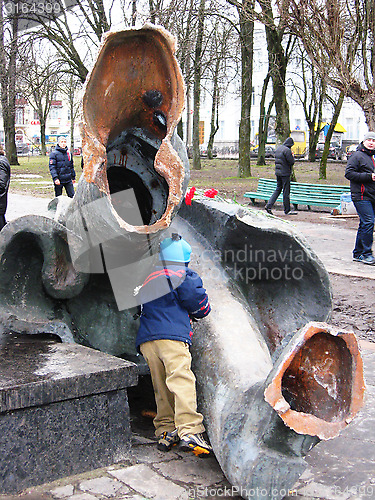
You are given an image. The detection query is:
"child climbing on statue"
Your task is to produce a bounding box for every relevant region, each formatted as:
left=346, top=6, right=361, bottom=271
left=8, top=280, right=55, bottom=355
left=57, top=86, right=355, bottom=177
left=136, top=233, right=212, bottom=456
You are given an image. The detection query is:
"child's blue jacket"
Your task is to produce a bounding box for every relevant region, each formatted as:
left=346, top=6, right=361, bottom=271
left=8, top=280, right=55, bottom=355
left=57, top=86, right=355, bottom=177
left=136, top=264, right=210, bottom=351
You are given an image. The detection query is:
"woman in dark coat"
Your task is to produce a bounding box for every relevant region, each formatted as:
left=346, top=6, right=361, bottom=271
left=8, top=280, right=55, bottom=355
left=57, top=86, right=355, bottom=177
left=0, top=146, right=11, bottom=231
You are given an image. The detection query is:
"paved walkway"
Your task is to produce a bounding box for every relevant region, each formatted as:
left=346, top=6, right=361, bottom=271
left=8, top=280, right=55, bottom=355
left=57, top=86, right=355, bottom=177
left=283, top=219, right=375, bottom=280
left=1, top=194, right=374, bottom=500
left=5, top=194, right=375, bottom=280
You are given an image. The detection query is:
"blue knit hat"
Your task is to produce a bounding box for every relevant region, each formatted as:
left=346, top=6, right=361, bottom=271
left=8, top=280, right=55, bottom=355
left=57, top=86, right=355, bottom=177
left=159, top=234, right=192, bottom=263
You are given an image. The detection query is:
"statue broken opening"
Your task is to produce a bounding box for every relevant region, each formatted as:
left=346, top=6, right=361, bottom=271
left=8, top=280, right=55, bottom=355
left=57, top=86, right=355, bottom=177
left=0, top=25, right=365, bottom=500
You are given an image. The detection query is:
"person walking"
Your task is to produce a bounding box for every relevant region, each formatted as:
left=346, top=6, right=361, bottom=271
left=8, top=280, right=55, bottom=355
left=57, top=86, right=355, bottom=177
left=136, top=233, right=212, bottom=457
left=345, top=131, right=375, bottom=265
left=0, top=146, right=10, bottom=231
left=49, top=136, right=76, bottom=198
left=265, top=137, right=297, bottom=215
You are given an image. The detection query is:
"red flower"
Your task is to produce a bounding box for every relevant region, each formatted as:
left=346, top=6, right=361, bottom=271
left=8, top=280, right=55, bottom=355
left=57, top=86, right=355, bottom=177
left=185, top=186, right=196, bottom=205
left=204, top=188, right=218, bottom=198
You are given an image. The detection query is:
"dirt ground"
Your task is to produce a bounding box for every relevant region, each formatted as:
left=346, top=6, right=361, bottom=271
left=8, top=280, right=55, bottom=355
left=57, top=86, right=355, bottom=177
left=329, top=274, right=374, bottom=343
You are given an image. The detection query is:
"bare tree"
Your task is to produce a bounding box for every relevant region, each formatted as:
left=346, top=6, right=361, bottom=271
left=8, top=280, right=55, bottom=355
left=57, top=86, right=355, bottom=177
left=0, top=0, right=19, bottom=164
left=190, top=0, right=206, bottom=170
left=18, top=43, right=61, bottom=155
left=204, top=18, right=237, bottom=159
left=227, top=0, right=254, bottom=178
left=20, top=0, right=112, bottom=83
left=227, top=0, right=295, bottom=175
left=57, top=73, right=82, bottom=153
left=256, top=0, right=296, bottom=144
left=256, top=71, right=274, bottom=165
left=319, top=90, right=345, bottom=179
left=278, top=0, right=375, bottom=128
left=141, top=0, right=199, bottom=145
left=290, top=44, right=326, bottom=162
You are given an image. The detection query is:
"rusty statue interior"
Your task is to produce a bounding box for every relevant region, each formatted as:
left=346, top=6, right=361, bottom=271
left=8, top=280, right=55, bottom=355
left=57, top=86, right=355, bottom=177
left=282, top=333, right=353, bottom=421
left=0, top=25, right=366, bottom=500
left=80, top=27, right=187, bottom=234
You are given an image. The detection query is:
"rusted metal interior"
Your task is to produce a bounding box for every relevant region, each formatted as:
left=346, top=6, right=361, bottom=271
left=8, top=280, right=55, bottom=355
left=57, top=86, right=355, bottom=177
left=264, top=323, right=365, bottom=440
left=81, top=27, right=186, bottom=231
left=282, top=333, right=352, bottom=421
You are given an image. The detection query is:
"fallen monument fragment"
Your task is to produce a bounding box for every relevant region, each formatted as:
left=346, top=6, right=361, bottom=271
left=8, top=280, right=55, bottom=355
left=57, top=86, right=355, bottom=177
left=0, top=26, right=365, bottom=499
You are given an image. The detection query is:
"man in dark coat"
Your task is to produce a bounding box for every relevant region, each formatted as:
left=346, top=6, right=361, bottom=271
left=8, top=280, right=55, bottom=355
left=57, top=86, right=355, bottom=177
left=49, top=136, right=76, bottom=198
left=345, top=131, right=375, bottom=265
left=265, top=137, right=297, bottom=215
left=0, top=146, right=11, bottom=231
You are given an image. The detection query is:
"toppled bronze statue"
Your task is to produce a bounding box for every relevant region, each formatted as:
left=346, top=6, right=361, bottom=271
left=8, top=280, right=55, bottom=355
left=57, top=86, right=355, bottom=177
left=0, top=26, right=365, bottom=500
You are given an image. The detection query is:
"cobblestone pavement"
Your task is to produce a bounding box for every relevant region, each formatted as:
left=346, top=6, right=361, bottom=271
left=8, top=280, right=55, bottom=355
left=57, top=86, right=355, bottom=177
left=1, top=195, right=374, bottom=500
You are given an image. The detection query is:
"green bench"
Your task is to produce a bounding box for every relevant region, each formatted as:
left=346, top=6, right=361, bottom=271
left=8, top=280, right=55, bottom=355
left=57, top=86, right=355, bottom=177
left=244, top=178, right=351, bottom=210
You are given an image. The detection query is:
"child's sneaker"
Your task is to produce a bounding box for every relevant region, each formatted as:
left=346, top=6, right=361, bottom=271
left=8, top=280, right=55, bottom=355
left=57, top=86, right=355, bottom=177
left=179, top=433, right=212, bottom=457
left=157, top=429, right=180, bottom=452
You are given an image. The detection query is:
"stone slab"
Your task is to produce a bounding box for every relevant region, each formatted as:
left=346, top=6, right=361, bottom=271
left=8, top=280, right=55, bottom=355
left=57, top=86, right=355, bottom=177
left=0, top=333, right=138, bottom=494
left=0, top=333, right=138, bottom=412
left=0, top=390, right=132, bottom=494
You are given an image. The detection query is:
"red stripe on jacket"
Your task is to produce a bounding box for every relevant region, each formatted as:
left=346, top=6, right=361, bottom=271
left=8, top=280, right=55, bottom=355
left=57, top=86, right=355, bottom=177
left=142, top=269, right=185, bottom=287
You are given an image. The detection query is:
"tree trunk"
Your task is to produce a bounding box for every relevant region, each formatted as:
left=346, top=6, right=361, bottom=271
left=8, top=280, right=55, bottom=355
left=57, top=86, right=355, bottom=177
left=148, top=0, right=156, bottom=23
left=258, top=0, right=291, bottom=144
left=192, top=0, right=205, bottom=171
left=237, top=0, right=254, bottom=178
left=69, top=92, right=75, bottom=153
left=0, top=6, right=19, bottom=165
left=186, top=88, right=192, bottom=147
left=40, top=119, right=47, bottom=155
left=207, top=59, right=220, bottom=159
left=132, top=0, right=137, bottom=25
left=265, top=25, right=290, bottom=144
left=319, top=91, right=345, bottom=180
left=361, top=93, right=375, bottom=131
left=257, top=72, right=271, bottom=166
left=307, top=94, right=324, bottom=163
left=177, top=120, right=183, bottom=140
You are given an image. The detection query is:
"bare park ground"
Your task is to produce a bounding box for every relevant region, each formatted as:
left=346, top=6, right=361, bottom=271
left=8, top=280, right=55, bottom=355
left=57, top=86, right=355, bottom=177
left=10, top=156, right=374, bottom=342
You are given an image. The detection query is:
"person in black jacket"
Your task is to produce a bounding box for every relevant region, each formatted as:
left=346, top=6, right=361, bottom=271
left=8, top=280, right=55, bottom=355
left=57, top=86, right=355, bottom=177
left=265, top=137, right=297, bottom=215
left=0, top=146, right=11, bottom=231
left=136, top=234, right=212, bottom=456
left=49, top=137, right=76, bottom=198
left=345, top=131, right=375, bottom=265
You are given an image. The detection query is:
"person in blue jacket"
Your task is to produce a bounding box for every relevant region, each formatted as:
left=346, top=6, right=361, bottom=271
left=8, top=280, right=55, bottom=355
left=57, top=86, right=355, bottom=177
left=49, top=137, right=76, bottom=198
left=136, top=233, right=212, bottom=456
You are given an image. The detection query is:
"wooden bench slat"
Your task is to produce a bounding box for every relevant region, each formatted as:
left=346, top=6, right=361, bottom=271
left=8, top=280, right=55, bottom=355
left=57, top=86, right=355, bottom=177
left=244, top=178, right=350, bottom=208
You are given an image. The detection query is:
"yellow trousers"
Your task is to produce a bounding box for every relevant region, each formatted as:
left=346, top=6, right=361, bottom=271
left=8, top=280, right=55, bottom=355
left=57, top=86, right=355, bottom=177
left=140, top=339, right=205, bottom=438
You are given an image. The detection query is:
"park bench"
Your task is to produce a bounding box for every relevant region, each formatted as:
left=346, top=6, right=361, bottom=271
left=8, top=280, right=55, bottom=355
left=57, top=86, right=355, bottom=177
left=244, top=178, right=351, bottom=210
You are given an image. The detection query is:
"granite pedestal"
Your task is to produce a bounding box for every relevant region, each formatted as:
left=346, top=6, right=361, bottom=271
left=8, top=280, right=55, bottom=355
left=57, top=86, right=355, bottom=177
left=0, top=332, right=138, bottom=494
